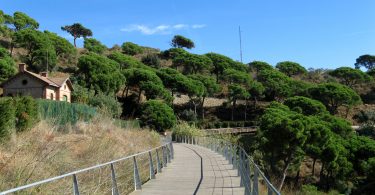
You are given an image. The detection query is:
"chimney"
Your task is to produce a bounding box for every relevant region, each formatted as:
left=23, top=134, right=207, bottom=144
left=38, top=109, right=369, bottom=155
left=40, top=72, right=48, bottom=77
left=19, top=63, right=27, bottom=72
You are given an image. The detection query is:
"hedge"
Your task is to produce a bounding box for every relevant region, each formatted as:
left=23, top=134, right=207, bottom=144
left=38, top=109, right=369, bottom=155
left=0, top=98, right=15, bottom=139
left=37, top=99, right=96, bottom=125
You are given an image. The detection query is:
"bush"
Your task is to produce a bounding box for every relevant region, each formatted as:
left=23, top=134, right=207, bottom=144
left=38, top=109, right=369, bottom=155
left=0, top=98, right=15, bottom=139
left=88, top=93, right=122, bottom=118
left=141, top=53, right=161, bottom=68
left=179, top=109, right=197, bottom=122
left=38, top=99, right=96, bottom=125
left=172, top=122, right=205, bottom=138
left=14, top=96, right=39, bottom=132
left=140, top=100, right=176, bottom=132
left=121, top=42, right=143, bottom=56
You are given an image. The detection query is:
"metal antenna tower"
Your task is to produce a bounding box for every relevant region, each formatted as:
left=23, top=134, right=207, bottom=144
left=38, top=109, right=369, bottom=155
left=239, top=26, right=243, bottom=63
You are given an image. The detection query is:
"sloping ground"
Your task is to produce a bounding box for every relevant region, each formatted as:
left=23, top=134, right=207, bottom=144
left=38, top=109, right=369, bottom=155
left=0, top=117, right=160, bottom=192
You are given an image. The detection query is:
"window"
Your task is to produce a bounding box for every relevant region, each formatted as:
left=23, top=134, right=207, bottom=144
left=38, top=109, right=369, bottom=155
left=22, top=79, right=28, bottom=85
left=63, top=95, right=68, bottom=101
left=50, top=93, right=54, bottom=100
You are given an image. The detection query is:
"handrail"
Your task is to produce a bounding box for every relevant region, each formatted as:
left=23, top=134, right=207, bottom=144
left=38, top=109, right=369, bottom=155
left=174, top=135, right=281, bottom=195
left=0, top=141, right=174, bottom=195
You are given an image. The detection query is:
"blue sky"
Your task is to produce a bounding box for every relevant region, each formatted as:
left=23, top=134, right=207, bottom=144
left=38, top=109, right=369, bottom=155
left=1, top=0, right=375, bottom=69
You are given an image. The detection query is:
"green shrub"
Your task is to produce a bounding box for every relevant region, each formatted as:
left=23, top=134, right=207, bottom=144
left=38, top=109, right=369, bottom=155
left=38, top=99, right=96, bottom=125
left=140, top=100, right=176, bottom=132
left=88, top=93, right=122, bottom=118
left=121, top=42, right=143, bottom=56
left=172, top=122, right=205, bottom=138
left=14, top=96, right=39, bottom=132
left=0, top=98, right=15, bottom=139
left=141, top=53, right=161, bottom=68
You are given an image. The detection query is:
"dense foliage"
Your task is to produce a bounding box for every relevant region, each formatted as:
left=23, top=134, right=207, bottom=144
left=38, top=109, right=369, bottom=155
left=140, top=100, right=176, bottom=132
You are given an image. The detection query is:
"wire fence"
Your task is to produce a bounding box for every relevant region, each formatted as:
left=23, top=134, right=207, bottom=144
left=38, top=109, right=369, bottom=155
left=173, top=135, right=281, bottom=195
left=0, top=142, right=173, bottom=195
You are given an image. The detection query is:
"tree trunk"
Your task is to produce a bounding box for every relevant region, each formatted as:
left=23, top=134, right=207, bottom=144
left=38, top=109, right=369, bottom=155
left=319, top=163, right=325, bottom=182
left=216, top=73, right=219, bottom=83
left=201, top=97, right=206, bottom=120
left=312, top=158, right=317, bottom=176
left=137, top=90, right=142, bottom=103
left=231, top=99, right=236, bottom=121
left=253, top=97, right=258, bottom=109
left=244, top=99, right=248, bottom=121
left=73, top=37, right=77, bottom=48
left=122, top=86, right=128, bottom=97
left=295, top=169, right=300, bottom=186
left=345, top=106, right=350, bottom=119
left=278, top=162, right=290, bottom=191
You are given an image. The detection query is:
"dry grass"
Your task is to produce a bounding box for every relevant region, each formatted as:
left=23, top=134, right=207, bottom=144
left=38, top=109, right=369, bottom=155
left=0, top=116, right=161, bottom=194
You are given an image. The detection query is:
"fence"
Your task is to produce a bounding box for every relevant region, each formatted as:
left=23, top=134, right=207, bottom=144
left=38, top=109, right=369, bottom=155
left=174, top=135, right=281, bottom=195
left=0, top=142, right=173, bottom=195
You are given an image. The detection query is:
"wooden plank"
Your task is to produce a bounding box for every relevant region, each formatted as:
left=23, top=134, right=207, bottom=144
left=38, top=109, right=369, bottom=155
left=130, top=143, right=244, bottom=195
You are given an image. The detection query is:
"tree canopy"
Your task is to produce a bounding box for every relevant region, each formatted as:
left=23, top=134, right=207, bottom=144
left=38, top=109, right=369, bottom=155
left=248, top=61, right=273, bottom=73
left=121, top=42, right=143, bottom=56
left=328, top=67, right=372, bottom=88
left=284, top=96, right=327, bottom=116
left=276, top=61, right=307, bottom=77
left=257, top=69, right=291, bottom=101
left=355, top=54, right=375, bottom=70
left=77, top=52, right=124, bottom=94
left=44, top=31, right=76, bottom=63
left=61, top=23, right=93, bottom=47
left=12, top=11, right=39, bottom=31
left=308, top=82, right=362, bottom=114
left=173, top=53, right=213, bottom=74
left=14, top=29, right=57, bottom=72
left=107, top=52, right=144, bottom=69
left=0, top=47, right=16, bottom=82
left=84, top=38, right=107, bottom=54
left=140, top=100, right=176, bottom=132
left=171, top=35, right=195, bottom=49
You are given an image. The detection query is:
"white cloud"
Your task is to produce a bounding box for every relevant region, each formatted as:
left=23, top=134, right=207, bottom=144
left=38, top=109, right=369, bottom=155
left=173, top=24, right=189, bottom=29
left=121, top=24, right=206, bottom=35
left=192, top=24, right=206, bottom=29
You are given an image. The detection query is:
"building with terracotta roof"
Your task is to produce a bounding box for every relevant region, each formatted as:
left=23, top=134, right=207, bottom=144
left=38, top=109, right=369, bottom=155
left=0, top=63, right=73, bottom=102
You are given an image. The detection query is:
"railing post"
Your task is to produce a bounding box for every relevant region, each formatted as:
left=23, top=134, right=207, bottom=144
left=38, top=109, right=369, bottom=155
left=156, top=149, right=162, bottom=173
left=133, top=156, right=142, bottom=190
left=110, top=163, right=119, bottom=195
left=148, top=151, right=155, bottom=179
left=170, top=142, right=174, bottom=159
left=167, top=145, right=171, bottom=163
left=72, top=174, right=80, bottom=195
left=162, top=146, right=167, bottom=167
left=233, top=145, right=238, bottom=169
left=253, top=167, right=259, bottom=195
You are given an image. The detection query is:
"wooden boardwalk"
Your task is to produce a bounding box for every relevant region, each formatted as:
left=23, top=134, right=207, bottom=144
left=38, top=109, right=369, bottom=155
left=131, top=143, right=244, bottom=195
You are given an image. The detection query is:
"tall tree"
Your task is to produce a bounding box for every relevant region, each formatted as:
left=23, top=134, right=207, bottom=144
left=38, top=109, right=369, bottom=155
left=248, top=61, right=273, bottom=74
left=258, top=102, right=308, bottom=190
left=205, top=52, right=231, bottom=82
left=188, top=74, right=220, bottom=119
left=171, top=35, right=195, bottom=49
left=276, top=61, right=307, bottom=77
left=173, top=53, right=213, bottom=74
left=355, top=54, right=375, bottom=70
left=308, top=82, right=362, bottom=114
left=77, top=52, right=124, bottom=94
left=12, top=11, right=39, bottom=31
left=61, top=23, right=93, bottom=47
left=228, top=84, right=249, bottom=121
left=257, top=69, right=291, bottom=101
left=328, top=67, right=372, bottom=88
left=13, top=29, right=57, bottom=72
left=44, top=31, right=76, bottom=64
left=0, top=47, right=16, bottom=82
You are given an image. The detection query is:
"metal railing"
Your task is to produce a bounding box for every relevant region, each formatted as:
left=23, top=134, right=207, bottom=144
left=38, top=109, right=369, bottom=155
left=0, top=142, right=174, bottom=195
left=174, top=135, right=281, bottom=195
